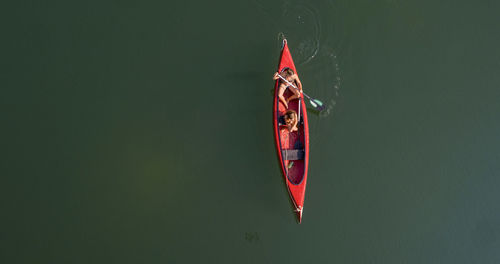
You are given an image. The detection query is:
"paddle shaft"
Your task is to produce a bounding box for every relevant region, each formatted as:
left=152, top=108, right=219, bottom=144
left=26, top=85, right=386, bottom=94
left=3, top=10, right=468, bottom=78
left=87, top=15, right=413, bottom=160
left=277, top=74, right=314, bottom=102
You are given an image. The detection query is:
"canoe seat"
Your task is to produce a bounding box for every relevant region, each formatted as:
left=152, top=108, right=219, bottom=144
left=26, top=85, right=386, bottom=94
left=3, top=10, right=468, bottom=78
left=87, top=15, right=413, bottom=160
left=283, top=149, right=305, bottom=160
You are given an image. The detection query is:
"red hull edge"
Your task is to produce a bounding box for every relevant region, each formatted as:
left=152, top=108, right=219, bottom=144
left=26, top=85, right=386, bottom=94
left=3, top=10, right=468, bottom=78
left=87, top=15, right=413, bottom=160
left=273, top=39, right=310, bottom=223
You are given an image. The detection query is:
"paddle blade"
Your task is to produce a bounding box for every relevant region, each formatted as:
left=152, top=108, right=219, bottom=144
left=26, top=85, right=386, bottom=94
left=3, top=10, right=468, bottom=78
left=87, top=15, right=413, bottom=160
left=309, top=99, right=325, bottom=111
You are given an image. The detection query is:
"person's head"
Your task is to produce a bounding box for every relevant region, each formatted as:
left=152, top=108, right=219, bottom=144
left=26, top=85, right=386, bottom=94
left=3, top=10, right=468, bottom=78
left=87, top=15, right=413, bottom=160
left=280, top=68, right=295, bottom=81
left=284, top=110, right=297, bottom=127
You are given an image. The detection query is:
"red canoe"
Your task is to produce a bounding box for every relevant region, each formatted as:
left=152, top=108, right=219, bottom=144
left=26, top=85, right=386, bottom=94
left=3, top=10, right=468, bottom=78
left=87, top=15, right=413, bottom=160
left=273, top=39, right=310, bottom=223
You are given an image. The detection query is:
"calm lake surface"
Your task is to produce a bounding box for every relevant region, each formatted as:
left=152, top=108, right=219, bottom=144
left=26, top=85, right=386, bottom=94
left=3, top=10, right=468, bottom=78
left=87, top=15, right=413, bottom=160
left=3, top=0, right=500, bottom=263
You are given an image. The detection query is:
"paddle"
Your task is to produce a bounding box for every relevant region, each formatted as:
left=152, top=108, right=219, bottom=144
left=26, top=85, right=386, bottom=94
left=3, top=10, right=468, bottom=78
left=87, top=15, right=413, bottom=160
left=277, top=74, right=325, bottom=111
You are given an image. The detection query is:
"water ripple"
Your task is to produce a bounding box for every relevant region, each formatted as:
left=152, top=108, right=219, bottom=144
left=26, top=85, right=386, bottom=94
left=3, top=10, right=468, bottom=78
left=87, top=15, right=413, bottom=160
left=255, top=0, right=344, bottom=128
left=281, top=1, right=321, bottom=65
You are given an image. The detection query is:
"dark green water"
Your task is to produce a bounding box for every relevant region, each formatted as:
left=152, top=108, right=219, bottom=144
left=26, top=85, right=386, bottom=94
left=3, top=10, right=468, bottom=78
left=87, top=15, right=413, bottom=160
left=2, top=0, right=500, bottom=263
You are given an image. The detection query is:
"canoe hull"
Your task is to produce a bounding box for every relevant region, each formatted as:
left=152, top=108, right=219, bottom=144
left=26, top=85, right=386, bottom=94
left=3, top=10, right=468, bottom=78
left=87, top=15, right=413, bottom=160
left=273, top=39, right=310, bottom=223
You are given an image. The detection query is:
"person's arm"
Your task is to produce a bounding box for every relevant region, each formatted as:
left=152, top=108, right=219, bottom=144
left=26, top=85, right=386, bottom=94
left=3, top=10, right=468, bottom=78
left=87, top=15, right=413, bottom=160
left=295, top=75, right=302, bottom=91
left=273, top=72, right=279, bottom=80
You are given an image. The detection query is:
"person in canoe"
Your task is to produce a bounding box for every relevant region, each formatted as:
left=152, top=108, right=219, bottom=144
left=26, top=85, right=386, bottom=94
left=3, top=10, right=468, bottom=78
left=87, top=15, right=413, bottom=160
left=273, top=68, right=302, bottom=109
left=283, top=109, right=299, bottom=132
